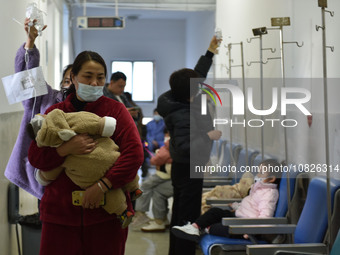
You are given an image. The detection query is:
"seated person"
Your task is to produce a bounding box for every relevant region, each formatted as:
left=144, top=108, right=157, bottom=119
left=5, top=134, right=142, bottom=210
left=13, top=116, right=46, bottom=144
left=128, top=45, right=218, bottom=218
left=29, top=109, right=142, bottom=228
left=171, top=159, right=281, bottom=242
left=201, top=172, right=254, bottom=214
left=146, top=109, right=165, bottom=152
left=131, top=129, right=173, bottom=232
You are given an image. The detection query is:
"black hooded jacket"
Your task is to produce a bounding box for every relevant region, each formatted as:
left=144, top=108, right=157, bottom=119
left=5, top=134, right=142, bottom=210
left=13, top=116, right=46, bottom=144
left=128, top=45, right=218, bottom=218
left=157, top=53, right=214, bottom=166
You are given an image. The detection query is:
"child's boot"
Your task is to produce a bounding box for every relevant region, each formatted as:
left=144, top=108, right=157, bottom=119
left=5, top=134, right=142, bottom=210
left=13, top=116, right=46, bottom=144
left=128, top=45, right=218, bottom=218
left=131, top=188, right=143, bottom=201
left=118, top=210, right=134, bottom=229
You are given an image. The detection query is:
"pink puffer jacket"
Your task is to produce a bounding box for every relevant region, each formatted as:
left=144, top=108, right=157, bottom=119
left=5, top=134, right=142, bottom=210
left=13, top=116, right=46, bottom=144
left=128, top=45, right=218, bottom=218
left=232, top=181, right=279, bottom=218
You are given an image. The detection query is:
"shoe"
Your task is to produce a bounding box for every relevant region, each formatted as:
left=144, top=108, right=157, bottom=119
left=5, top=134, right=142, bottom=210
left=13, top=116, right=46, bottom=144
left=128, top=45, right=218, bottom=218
left=141, top=220, right=166, bottom=232
left=171, top=223, right=200, bottom=243
left=118, top=210, right=134, bottom=229
left=131, top=189, right=143, bottom=201
left=130, top=212, right=150, bottom=229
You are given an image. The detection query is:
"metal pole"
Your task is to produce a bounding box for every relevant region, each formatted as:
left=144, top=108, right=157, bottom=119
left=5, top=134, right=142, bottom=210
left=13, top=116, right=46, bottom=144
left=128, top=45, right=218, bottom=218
left=115, top=0, right=119, bottom=17
left=320, top=6, right=332, bottom=251
left=240, top=42, right=249, bottom=165
left=259, top=35, right=264, bottom=161
left=228, top=44, right=235, bottom=169
left=279, top=27, right=289, bottom=166
left=278, top=26, right=292, bottom=222
left=226, top=42, right=247, bottom=174
left=83, top=0, right=87, bottom=16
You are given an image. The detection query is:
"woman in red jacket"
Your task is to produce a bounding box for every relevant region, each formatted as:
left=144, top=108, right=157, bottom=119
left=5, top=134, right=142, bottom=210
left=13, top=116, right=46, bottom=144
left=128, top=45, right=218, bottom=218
left=28, top=51, right=144, bottom=255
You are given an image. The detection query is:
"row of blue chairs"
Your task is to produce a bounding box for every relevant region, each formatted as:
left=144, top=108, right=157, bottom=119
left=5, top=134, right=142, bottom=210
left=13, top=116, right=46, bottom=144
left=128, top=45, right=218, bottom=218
left=205, top=139, right=276, bottom=186
left=200, top=167, right=340, bottom=255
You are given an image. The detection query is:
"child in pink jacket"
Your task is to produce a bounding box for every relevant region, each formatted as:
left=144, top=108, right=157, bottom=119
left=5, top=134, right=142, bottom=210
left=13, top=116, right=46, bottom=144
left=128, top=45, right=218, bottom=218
left=171, top=159, right=281, bottom=242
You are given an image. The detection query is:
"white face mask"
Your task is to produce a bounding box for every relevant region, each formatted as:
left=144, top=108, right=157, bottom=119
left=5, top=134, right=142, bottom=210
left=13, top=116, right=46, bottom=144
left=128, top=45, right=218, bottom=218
left=154, top=115, right=163, bottom=122
left=77, top=82, right=103, bottom=102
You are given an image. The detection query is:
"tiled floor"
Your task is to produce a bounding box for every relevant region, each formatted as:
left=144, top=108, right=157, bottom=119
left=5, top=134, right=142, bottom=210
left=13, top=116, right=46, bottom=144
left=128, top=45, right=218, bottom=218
left=125, top=167, right=171, bottom=255
left=125, top=228, right=204, bottom=255
left=125, top=167, right=204, bottom=255
left=125, top=228, right=170, bottom=255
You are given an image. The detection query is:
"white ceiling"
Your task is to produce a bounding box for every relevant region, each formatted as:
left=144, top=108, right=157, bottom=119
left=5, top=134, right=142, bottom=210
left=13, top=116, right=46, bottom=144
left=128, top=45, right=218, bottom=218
left=65, top=0, right=216, bottom=12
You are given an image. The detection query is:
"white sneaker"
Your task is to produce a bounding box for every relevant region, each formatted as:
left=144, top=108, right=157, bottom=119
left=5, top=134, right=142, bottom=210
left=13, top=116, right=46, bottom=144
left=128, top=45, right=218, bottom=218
left=171, top=223, right=200, bottom=242
left=141, top=220, right=166, bottom=232
left=130, top=212, right=150, bottom=229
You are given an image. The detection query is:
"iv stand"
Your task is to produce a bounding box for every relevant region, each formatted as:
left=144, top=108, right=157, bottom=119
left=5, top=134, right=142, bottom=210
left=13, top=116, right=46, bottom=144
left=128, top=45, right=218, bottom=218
left=269, top=17, right=303, bottom=166
left=269, top=17, right=304, bottom=239
left=225, top=42, right=248, bottom=166
left=316, top=0, right=334, bottom=251
left=247, top=27, right=270, bottom=161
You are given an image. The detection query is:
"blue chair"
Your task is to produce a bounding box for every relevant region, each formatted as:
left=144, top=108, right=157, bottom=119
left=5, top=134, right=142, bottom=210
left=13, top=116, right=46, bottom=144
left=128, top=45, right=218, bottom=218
left=235, top=148, right=259, bottom=172
left=243, top=177, right=340, bottom=255
left=231, top=148, right=259, bottom=184
left=269, top=221, right=340, bottom=255
left=219, top=143, right=242, bottom=168
left=200, top=165, right=300, bottom=255
left=203, top=139, right=231, bottom=187
left=252, top=153, right=277, bottom=167
left=209, top=139, right=227, bottom=166
left=205, top=142, right=242, bottom=181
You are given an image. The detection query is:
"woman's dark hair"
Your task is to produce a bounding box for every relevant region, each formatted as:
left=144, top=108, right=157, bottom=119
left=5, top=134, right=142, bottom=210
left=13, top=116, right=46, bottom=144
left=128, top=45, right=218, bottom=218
left=124, top=91, right=132, bottom=101
left=110, top=71, right=127, bottom=82
left=60, top=64, right=73, bottom=89
left=66, top=51, right=107, bottom=97
left=169, top=68, right=199, bottom=103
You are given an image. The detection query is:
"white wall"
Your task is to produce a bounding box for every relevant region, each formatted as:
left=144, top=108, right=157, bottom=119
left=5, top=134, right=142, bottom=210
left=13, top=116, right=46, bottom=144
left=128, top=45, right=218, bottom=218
left=46, top=0, right=64, bottom=90
left=0, top=0, right=65, bottom=115
left=0, top=0, right=64, bottom=254
left=214, top=0, right=340, bottom=177
left=185, top=11, right=216, bottom=69
left=0, top=0, right=45, bottom=115
left=71, top=7, right=214, bottom=117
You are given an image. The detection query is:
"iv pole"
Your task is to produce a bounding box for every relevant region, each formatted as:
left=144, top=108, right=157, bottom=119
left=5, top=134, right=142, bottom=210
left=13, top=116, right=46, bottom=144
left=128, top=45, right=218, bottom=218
left=247, top=27, right=270, bottom=161
left=269, top=17, right=304, bottom=225
left=269, top=17, right=303, bottom=165
left=315, top=0, right=334, bottom=251
left=225, top=43, right=248, bottom=166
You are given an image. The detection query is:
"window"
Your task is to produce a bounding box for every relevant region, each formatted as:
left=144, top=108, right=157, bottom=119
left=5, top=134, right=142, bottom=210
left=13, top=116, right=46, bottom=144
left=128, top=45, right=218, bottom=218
left=111, top=61, right=154, bottom=102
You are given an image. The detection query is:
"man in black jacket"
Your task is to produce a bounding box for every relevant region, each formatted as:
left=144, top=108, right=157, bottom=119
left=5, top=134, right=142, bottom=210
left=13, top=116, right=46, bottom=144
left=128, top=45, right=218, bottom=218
left=157, top=36, right=222, bottom=255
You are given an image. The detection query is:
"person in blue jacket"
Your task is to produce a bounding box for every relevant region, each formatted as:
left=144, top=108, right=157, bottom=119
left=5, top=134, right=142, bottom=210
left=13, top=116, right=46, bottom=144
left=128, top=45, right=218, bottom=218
left=146, top=108, right=166, bottom=153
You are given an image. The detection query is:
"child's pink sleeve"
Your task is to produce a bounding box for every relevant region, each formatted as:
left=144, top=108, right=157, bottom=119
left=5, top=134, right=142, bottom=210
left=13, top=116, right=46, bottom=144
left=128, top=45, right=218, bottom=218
left=150, top=146, right=172, bottom=166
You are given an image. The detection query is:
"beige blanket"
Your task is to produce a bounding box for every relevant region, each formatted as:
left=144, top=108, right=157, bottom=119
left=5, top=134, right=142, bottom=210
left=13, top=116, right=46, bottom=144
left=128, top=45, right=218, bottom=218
left=201, top=172, right=254, bottom=214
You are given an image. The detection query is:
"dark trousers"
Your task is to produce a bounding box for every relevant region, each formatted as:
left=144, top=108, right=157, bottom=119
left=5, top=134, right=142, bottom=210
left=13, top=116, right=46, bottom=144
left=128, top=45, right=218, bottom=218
left=40, top=220, right=127, bottom=255
left=169, top=162, right=203, bottom=255
left=196, top=207, right=235, bottom=237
